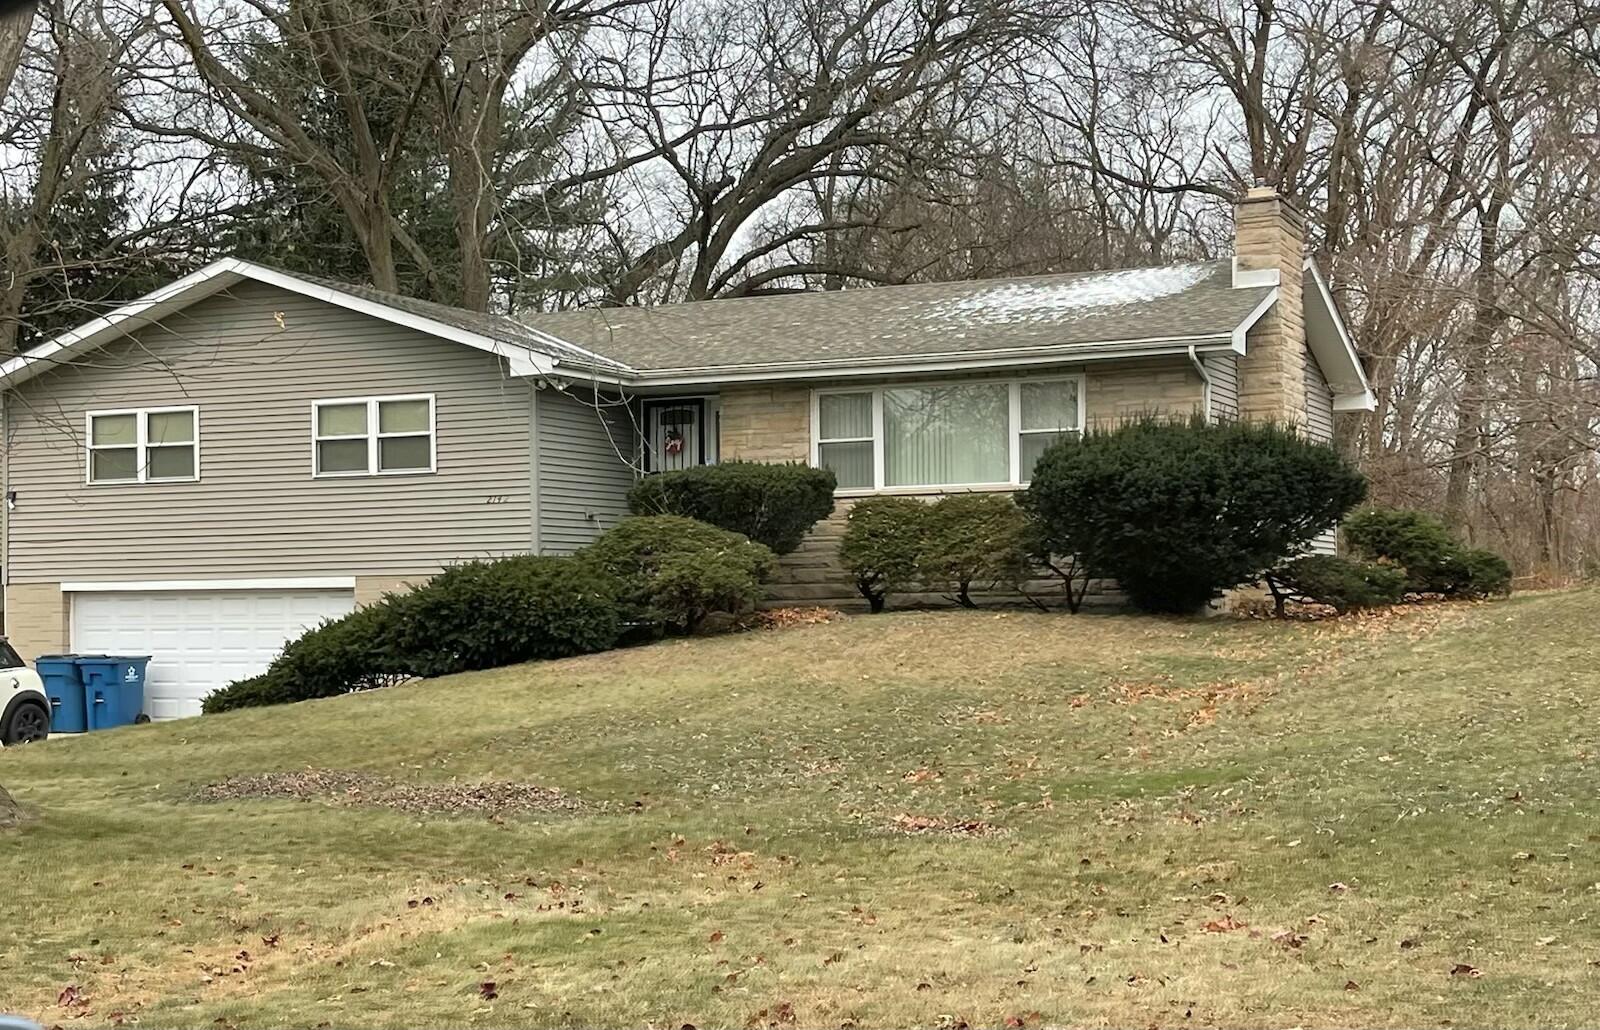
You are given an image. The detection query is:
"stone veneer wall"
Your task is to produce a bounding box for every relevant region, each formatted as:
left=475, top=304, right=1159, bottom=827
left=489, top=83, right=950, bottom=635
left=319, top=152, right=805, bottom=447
left=718, top=385, right=811, bottom=463
left=1234, top=188, right=1308, bottom=426
left=766, top=492, right=1125, bottom=610
left=721, top=361, right=1203, bottom=610
left=4, top=582, right=69, bottom=660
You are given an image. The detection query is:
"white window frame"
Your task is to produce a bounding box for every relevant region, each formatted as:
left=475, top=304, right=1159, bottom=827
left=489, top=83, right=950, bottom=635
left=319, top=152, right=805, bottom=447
left=84, top=405, right=201, bottom=485
left=810, top=374, right=1086, bottom=495
left=311, top=393, right=436, bottom=478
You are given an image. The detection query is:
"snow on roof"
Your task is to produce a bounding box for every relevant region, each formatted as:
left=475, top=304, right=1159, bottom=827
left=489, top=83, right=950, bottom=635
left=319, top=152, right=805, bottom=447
left=942, top=263, right=1213, bottom=322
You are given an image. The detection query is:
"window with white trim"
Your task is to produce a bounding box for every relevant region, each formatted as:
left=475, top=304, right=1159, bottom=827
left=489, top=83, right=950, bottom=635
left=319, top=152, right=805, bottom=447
left=813, top=377, right=1082, bottom=491
left=86, top=406, right=199, bottom=484
left=313, top=395, right=435, bottom=477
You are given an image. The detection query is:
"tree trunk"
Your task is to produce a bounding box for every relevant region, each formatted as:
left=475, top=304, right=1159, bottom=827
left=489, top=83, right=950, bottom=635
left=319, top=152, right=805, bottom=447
left=0, top=2, right=34, bottom=103
left=351, top=202, right=400, bottom=293
left=1443, top=206, right=1507, bottom=536
left=446, top=122, right=497, bottom=311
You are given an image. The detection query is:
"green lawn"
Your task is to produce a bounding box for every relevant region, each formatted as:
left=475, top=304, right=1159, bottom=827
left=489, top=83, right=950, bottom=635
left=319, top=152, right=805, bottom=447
left=3, top=590, right=1599, bottom=1028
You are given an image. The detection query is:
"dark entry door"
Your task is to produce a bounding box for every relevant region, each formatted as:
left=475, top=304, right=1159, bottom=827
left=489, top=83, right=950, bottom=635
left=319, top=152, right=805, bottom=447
left=645, top=399, right=704, bottom=472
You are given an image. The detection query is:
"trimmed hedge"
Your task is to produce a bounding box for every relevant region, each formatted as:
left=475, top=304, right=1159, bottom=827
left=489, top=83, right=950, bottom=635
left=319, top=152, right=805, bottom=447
left=203, top=602, right=413, bottom=713
left=202, top=555, right=621, bottom=713
left=1343, top=507, right=1513, bottom=598
left=384, top=557, right=622, bottom=677
left=628, top=461, right=837, bottom=555
left=1458, top=548, right=1513, bottom=598
left=1342, top=508, right=1463, bottom=593
left=579, top=515, right=775, bottom=632
left=839, top=496, right=928, bottom=612
left=1264, top=554, right=1406, bottom=615
left=918, top=494, right=1032, bottom=608
left=1023, top=416, right=1367, bottom=614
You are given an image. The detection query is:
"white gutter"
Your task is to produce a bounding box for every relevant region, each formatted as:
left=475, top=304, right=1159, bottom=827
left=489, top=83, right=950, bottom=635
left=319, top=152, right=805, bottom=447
left=547, top=335, right=1241, bottom=388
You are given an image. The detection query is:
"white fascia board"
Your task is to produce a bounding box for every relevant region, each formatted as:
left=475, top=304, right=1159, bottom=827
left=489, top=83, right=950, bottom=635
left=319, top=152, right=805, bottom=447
left=1302, top=258, right=1375, bottom=405
left=1333, top=388, right=1376, bottom=413
left=0, top=260, right=247, bottom=389
left=598, top=335, right=1238, bottom=388
left=0, top=259, right=566, bottom=391
left=62, top=576, right=358, bottom=593
left=226, top=261, right=560, bottom=379
left=1230, top=288, right=1280, bottom=354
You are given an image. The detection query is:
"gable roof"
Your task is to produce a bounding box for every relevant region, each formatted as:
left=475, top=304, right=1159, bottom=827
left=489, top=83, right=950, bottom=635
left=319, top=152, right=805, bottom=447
left=521, top=261, right=1271, bottom=374
left=0, top=256, right=1371, bottom=408
left=1302, top=260, right=1375, bottom=411
left=0, top=258, right=630, bottom=391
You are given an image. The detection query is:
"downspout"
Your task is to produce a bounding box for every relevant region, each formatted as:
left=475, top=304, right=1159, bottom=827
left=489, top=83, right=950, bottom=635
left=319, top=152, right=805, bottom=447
left=1188, top=345, right=1213, bottom=423
left=528, top=381, right=541, bottom=555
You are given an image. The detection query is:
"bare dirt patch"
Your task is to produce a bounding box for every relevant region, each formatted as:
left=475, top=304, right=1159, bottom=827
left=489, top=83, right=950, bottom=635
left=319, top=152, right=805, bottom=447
left=194, top=769, right=579, bottom=815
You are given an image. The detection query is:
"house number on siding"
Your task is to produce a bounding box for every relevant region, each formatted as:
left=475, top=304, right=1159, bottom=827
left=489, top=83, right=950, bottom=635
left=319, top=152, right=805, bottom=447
left=485, top=495, right=510, bottom=504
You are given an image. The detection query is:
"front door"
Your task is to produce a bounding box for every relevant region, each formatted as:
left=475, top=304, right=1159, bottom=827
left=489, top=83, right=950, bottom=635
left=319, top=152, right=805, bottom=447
left=645, top=399, right=704, bottom=472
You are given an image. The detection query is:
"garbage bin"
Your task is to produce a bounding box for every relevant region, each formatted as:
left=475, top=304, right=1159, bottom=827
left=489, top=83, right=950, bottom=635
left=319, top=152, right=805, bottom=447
left=75, top=656, right=151, bottom=730
left=35, top=656, right=88, bottom=733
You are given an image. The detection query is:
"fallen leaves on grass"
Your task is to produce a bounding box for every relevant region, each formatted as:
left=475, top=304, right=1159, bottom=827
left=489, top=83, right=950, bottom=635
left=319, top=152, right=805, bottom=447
left=1272, top=929, right=1308, bottom=950
left=194, top=770, right=578, bottom=816
left=746, top=607, right=841, bottom=630
left=745, top=1001, right=796, bottom=1027
left=1203, top=914, right=1248, bottom=933
left=1100, top=676, right=1272, bottom=728
left=888, top=813, right=999, bottom=837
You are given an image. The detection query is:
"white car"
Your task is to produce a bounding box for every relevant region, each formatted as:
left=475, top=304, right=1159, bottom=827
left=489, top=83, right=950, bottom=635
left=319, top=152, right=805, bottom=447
left=0, top=639, right=50, bottom=745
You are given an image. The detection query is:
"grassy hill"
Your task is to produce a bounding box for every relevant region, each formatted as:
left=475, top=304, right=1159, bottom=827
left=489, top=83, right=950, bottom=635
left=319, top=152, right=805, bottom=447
left=2, top=589, right=1598, bottom=1027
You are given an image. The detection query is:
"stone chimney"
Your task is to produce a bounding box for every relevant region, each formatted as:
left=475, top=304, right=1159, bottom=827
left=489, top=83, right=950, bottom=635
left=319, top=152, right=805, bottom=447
left=1232, top=186, right=1307, bottom=426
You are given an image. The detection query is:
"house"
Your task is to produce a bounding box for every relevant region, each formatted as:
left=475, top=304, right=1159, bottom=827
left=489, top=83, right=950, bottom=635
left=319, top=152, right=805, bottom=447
left=0, top=187, right=1371, bottom=719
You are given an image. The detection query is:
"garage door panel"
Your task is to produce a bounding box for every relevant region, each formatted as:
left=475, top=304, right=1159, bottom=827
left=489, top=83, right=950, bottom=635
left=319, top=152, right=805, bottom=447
left=72, top=588, right=356, bottom=720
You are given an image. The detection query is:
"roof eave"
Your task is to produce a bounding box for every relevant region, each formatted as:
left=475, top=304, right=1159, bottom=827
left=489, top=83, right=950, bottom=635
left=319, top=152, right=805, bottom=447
left=0, top=258, right=566, bottom=392
left=545, top=333, right=1243, bottom=388
left=1333, top=388, right=1377, bottom=413
left=0, top=259, right=250, bottom=390
left=1302, top=259, right=1374, bottom=407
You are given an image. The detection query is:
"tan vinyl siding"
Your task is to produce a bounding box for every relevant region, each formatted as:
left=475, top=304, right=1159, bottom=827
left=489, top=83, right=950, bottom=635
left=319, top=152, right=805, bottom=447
left=1204, top=352, right=1240, bottom=422
left=1303, top=347, right=1339, bottom=555
left=1304, top=345, right=1335, bottom=443
left=4, top=281, right=533, bottom=583
left=535, top=387, right=636, bottom=554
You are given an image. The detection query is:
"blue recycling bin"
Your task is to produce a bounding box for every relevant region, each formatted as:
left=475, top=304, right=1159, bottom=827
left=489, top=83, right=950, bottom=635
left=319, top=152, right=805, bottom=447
left=36, top=655, right=88, bottom=733
left=75, top=656, right=150, bottom=730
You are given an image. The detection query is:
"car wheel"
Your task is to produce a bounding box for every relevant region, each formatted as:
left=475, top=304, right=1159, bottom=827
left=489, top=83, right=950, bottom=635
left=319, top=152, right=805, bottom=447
left=2, top=701, right=49, bottom=745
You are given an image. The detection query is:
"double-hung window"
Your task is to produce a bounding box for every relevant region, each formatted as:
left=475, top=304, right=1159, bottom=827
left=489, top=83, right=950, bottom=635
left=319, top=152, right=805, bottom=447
left=814, top=376, right=1082, bottom=491
left=313, top=394, right=435, bottom=477
left=86, top=406, right=199, bottom=484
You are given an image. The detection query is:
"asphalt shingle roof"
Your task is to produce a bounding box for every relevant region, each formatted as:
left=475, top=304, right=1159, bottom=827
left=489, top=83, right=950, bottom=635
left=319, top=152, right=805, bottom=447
left=517, top=260, right=1269, bottom=372
left=298, top=259, right=1271, bottom=376
left=291, top=270, right=634, bottom=373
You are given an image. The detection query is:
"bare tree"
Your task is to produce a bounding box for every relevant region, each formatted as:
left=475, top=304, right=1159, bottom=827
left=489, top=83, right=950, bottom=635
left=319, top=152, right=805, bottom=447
left=590, top=0, right=1063, bottom=303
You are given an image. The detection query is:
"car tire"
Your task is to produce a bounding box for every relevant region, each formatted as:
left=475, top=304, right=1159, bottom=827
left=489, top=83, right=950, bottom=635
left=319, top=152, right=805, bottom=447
left=1, top=700, right=50, bottom=745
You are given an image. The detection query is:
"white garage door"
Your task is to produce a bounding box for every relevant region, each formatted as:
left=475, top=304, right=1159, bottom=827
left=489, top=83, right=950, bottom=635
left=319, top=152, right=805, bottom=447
left=72, top=588, right=356, bottom=720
